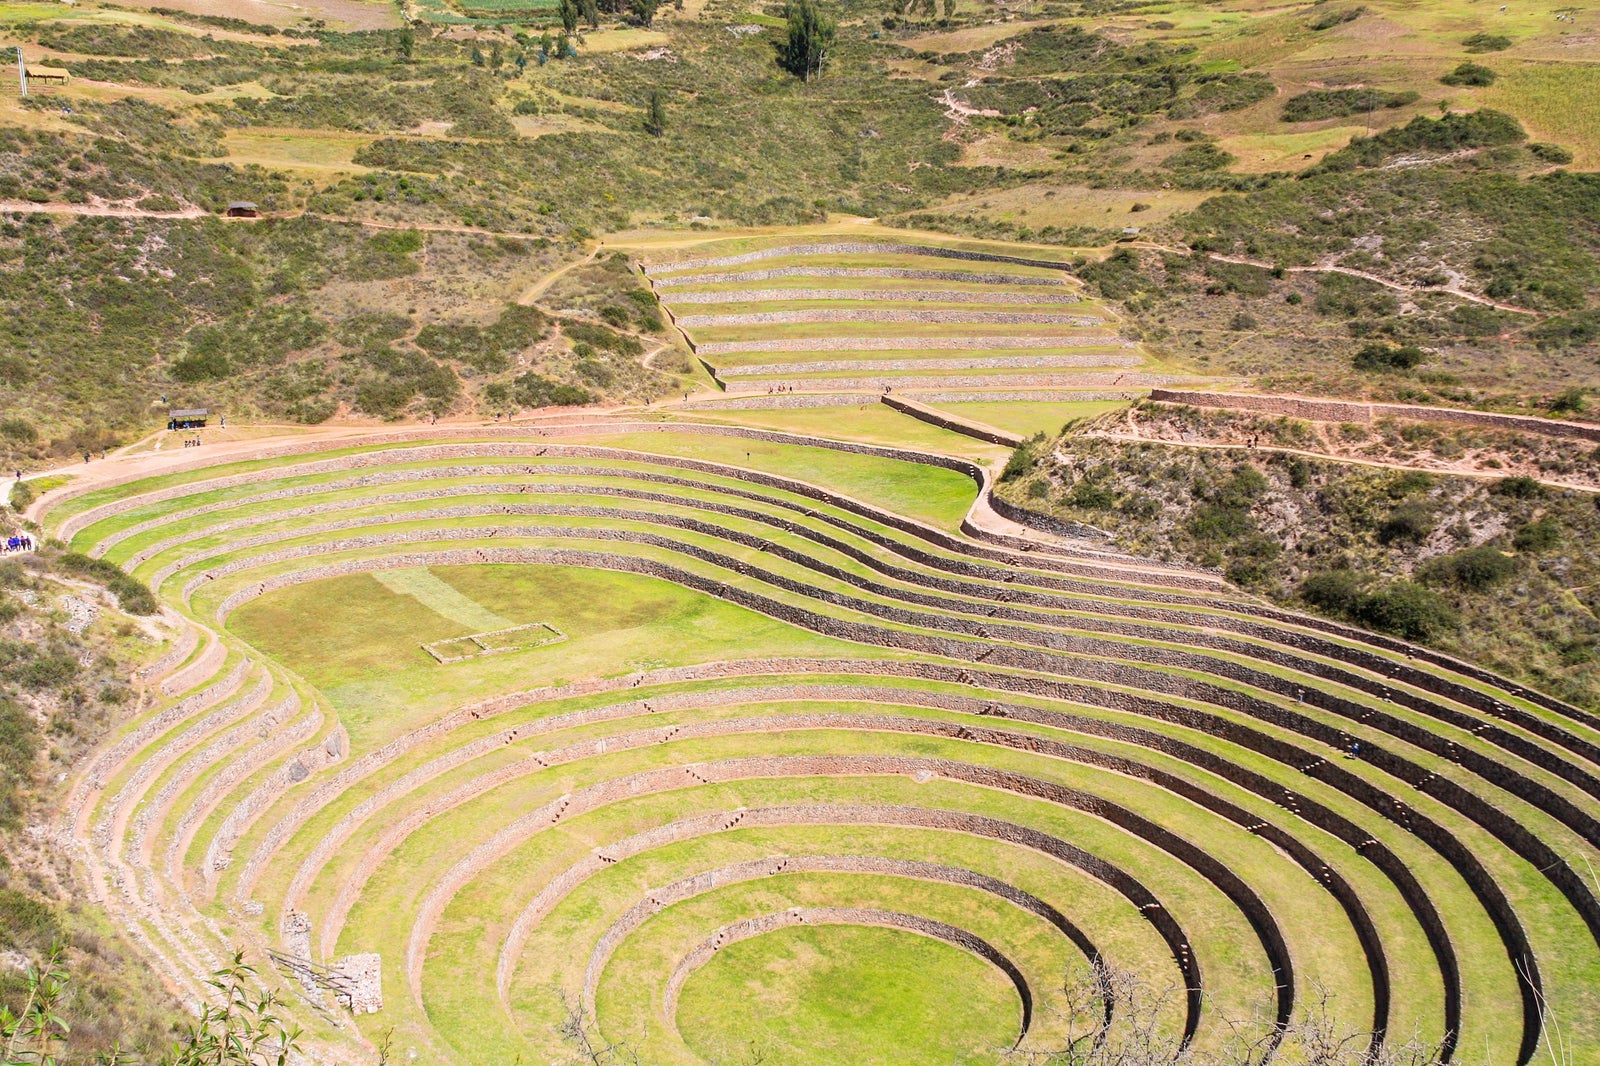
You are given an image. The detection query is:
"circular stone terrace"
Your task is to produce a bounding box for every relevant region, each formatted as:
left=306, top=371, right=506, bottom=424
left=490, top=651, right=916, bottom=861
left=38, top=417, right=1600, bottom=1066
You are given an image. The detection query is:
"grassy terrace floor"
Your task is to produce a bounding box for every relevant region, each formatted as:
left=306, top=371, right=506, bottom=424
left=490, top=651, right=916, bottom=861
left=42, top=424, right=1600, bottom=1066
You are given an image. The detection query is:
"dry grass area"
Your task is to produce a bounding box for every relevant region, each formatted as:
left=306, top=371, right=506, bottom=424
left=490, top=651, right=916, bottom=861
left=923, top=184, right=1213, bottom=230
left=120, top=0, right=400, bottom=30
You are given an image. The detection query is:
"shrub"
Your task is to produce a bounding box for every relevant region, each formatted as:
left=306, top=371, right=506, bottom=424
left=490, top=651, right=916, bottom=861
left=0, top=418, right=37, bottom=444
left=1352, top=581, right=1458, bottom=639
left=1307, top=5, right=1363, bottom=30
left=1162, top=143, right=1236, bottom=173
left=1353, top=343, right=1425, bottom=372
left=1463, top=32, right=1512, bottom=52
left=1421, top=545, right=1515, bottom=589
left=1491, top=475, right=1543, bottom=499
left=511, top=372, right=595, bottom=409
left=1441, top=62, right=1496, bottom=87
left=1549, top=387, right=1587, bottom=415
left=1528, top=142, right=1574, bottom=165
left=1281, top=89, right=1418, bottom=123
left=1513, top=518, right=1561, bottom=552
left=1376, top=500, right=1436, bottom=545
left=1067, top=481, right=1117, bottom=509
left=1302, top=569, right=1366, bottom=614
left=57, top=552, right=158, bottom=615
left=9, top=481, right=34, bottom=513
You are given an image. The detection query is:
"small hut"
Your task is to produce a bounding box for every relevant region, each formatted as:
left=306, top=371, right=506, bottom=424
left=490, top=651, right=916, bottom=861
left=169, top=408, right=208, bottom=431
left=24, top=65, right=69, bottom=87
left=225, top=202, right=260, bottom=218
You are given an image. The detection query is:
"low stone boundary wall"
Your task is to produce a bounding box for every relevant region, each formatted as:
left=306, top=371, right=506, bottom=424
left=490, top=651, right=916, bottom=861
left=696, top=335, right=1127, bottom=355
left=653, top=266, right=1067, bottom=288
left=649, top=242, right=1075, bottom=274
left=882, top=394, right=1022, bottom=447
left=666, top=287, right=1085, bottom=306
left=720, top=354, right=1141, bottom=376
left=1150, top=390, right=1600, bottom=443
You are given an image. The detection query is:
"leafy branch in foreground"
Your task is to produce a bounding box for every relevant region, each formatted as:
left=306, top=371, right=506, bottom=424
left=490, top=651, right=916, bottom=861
left=2, top=949, right=300, bottom=1066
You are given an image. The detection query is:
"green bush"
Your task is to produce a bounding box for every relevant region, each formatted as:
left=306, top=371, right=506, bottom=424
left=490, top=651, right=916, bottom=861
left=1491, top=475, right=1544, bottom=499
left=1421, top=544, right=1515, bottom=589
left=1513, top=518, right=1562, bottom=552
left=1162, top=143, right=1236, bottom=174
left=1307, top=5, right=1364, bottom=30
left=57, top=552, right=159, bottom=615
left=0, top=885, right=57, bottom=948
left=511, top=373, right=595, bottom=409
left=1067, top=481, right=1117, bottom=509
left=1352, top=580, right=1458, bottom=639
left=1441, top=62, right=1496, bottom=87
left=0, top=418, right=37, bottom=444
left=1281, top=89, right=1417, bottom=123
left=1529, top=142, right=1574, bottom=165
left=1463, top=32, right=1512, bottom=52
left=1301, top=568, right=1366, bottom=614
left=1376, top=500, right=1436, bottom=545
left=9, top=481, right=34, bottom=513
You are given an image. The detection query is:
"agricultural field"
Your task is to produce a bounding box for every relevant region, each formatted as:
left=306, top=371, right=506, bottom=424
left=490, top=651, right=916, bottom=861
left=18, top=418, right=1600, bottom=1065
left=644, top=232, right=1229, bottom=413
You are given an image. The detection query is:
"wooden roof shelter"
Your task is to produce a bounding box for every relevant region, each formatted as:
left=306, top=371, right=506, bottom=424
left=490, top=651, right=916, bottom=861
left=25, top=65, right=69, bottom=85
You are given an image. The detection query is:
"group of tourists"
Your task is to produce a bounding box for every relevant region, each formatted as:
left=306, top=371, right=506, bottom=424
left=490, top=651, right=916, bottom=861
left=2, top=532, right=35, bottom=554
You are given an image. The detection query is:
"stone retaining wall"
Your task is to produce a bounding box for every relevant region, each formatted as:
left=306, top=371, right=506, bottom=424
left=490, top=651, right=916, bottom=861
left=653, top=266, right=1067, bottom=287
left=666, top=287, right=1086, bottom=306
left=1150, top=390, right=1600, bottom=443
left=681, top=394, right=871, bottom=410
left=124, top=670, right=274, bottom=850
left=882, top=395, right=1021, bottom=447
left=911, top=390, right=1142, bottom=404
left=720, top=354, right=1141, bottom=376
left=725, top=373, right=1197, bottom=393
left=161, top=633, right=227, bottom=698
left=679, top=309, right=1101, bottom=327
left=650, top=242, right=1074, bottom=274
left=167, top=687, right=302, bottom=882
left=696, top=335, right=1127, bottom=355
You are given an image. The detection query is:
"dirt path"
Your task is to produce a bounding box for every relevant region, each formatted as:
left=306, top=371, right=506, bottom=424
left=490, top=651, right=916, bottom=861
left=1202, top=252, right=1540, bottom=317
left=1125, top=240, right=1541, bottom=318
left=517, top=244, right=601, bottom=306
